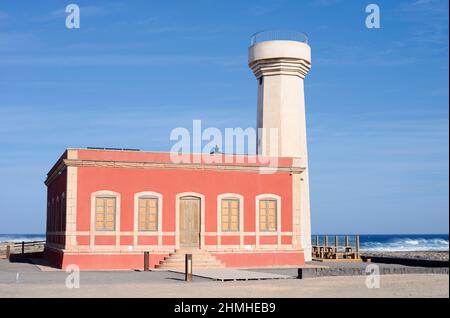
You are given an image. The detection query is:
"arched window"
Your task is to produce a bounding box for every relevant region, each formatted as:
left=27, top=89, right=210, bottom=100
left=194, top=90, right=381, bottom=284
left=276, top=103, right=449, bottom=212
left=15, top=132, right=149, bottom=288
left=256, top=194, right=281, bottom=233
left=138, top=196, right=158, bottom=231
left=259, top=199, right=276, bottom=231
left=91, top=191, right=120, bottom=231
left=217, top=193, right=243, bottom=233
left=221, top=198, right=239, bottom=231
left=134, top=192, right=163, bottom=232
left=60, top=193, right=65, bottom=232
left=95, top=197, right=116, bottom=231
left=46, top=201, right=50, bottom=239
left=55, top=197, right=60, bottom=232
left=50, top=198, right=54, bottom=232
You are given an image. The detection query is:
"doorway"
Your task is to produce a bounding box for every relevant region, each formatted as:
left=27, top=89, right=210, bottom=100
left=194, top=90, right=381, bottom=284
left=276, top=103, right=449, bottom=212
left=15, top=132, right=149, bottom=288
left=179, top=196, right=201, bottom=248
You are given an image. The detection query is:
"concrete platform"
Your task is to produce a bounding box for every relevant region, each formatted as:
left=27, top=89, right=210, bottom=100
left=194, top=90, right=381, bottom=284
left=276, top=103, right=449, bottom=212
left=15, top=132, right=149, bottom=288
left=169, top=268, right=294, bottom=281
left=249, top=261, right=449, bottom=279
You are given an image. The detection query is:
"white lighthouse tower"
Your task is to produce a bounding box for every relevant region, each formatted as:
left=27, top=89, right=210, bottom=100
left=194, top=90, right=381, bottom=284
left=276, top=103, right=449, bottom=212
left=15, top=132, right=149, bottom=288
left=248, top=30, right=312, bottom=260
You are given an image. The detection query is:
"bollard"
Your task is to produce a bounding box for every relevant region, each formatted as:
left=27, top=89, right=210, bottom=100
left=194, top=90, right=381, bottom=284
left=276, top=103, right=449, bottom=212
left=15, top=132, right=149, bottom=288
left=185, top=254, right=193, bottom=282
left=144, top=251, right=150, bottom=271
left=356, top=235, right=360, bottom=259
left=6, top=245, right=10, bottom=259
left=21, top=241, right=25, bottom=255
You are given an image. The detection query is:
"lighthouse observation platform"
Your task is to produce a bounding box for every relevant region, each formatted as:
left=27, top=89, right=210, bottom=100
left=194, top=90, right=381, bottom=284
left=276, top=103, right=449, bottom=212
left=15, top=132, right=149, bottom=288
left=250, top=30, right=308, bottom=45
left=248, top=30, right=311, bottom=80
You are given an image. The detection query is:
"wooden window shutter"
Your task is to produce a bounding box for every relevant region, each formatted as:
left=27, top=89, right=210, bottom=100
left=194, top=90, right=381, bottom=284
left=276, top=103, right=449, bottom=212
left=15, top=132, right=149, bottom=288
left=259, top=199, right=277, bottom=232
left=138, top=197, right=158, bottom=231
left=221, top=199, right=239, bottom=232
left=95, top=197, right=116, bottom=231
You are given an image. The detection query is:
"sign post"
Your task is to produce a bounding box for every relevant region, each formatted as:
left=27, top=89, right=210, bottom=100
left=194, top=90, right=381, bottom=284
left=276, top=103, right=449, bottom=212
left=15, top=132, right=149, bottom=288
left=144, top=251, right=150, bottom=271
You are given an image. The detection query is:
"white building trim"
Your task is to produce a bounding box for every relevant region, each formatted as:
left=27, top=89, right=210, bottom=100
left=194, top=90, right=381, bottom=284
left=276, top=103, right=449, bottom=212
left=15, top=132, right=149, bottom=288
left=216, top=193, right=244, bottom=248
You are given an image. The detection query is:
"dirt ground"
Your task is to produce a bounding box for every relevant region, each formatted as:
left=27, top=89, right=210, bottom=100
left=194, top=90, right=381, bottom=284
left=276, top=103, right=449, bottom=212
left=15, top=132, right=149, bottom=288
left=0, top=259, right=447, bottom=298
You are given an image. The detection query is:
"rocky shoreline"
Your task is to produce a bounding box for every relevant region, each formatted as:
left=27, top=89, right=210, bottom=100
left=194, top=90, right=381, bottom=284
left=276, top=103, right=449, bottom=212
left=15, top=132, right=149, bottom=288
left=361, top=251, right=449, bottom=262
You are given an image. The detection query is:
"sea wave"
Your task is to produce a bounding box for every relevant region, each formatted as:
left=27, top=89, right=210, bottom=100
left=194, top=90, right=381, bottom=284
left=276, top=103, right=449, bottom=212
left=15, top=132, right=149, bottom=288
left=360, top=238, right=449, bottom=252
left=0, top=234, right=45, bottom=243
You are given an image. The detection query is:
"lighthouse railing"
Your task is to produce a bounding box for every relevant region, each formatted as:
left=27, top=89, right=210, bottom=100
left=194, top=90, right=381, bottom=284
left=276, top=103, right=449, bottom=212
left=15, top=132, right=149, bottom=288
left=250, top=29, right=309, bottom=46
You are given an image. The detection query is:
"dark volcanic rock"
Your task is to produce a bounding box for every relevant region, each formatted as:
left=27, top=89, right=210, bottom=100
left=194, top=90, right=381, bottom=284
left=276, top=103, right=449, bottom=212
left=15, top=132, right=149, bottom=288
left=361, top=251, right=449, bottom=262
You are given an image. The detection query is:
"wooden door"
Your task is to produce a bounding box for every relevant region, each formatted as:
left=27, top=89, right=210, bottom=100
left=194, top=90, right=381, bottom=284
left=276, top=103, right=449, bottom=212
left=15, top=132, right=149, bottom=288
left=179, top=197, right=200, bottom=247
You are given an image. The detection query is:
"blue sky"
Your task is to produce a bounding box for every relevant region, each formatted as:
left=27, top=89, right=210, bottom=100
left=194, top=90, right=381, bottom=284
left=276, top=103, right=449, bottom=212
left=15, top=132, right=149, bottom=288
left=0, top=0, right=448, bottom=234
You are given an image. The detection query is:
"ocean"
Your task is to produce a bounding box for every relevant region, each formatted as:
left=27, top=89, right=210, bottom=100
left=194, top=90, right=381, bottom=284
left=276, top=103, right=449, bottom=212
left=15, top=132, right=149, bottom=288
left=0, top=234, right=46, bottom=243
left=311, top=234, right=449, bottom=252
left=0, top=233, right=448, bottom=252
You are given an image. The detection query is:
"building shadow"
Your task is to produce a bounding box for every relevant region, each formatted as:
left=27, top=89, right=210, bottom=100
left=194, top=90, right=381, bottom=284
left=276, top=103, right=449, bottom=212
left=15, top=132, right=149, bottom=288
left=8, top=252, right=60, bottom=269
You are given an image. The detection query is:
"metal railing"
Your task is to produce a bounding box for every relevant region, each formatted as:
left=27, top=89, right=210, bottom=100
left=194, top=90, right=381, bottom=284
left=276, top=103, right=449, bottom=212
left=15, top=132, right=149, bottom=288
left=250, top=29, right=308, bottom=46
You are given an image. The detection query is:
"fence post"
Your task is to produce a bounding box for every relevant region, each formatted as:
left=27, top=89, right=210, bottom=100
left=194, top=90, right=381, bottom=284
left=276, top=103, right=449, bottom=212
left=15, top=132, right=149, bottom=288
left=345, top=235, right=349, bottom=247
left=356, top=235, right=360, bottom=259
left=6, top=245, right=10, bottom=259
left=185, top=254, right=193, bottom=282
left=21, top=241, right=25, bottom=255
left=334, top=235, right=339, bottom=260
left=144, top=251, right=149, bottom=271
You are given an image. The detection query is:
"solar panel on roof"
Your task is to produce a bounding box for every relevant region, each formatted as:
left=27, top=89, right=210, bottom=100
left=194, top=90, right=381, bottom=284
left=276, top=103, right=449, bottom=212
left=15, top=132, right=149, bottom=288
left=86, top=147, right=141, bottom=151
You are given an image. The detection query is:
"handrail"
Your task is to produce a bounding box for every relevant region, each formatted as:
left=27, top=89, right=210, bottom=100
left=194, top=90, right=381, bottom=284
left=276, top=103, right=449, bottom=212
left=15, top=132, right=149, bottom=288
left=312, top=235, right=361, bottom=260
left=250, top=29, right=308, bottom=46
left=11, top=240, right=45, bottom=246
left=1, top=240, right=46, bottom=257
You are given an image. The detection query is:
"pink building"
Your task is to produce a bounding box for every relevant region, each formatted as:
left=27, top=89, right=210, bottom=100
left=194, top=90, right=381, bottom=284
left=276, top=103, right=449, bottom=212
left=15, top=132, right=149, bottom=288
left=44, top=149, right=307, bottom=269
left=44, top=32, right=313, bottom=270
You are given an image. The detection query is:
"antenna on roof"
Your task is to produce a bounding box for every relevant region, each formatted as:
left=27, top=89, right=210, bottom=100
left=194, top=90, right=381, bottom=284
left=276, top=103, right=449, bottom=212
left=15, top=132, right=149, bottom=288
left=210, top=145, right=221, bottom=154
left=86, top=147, right=140, bottom=151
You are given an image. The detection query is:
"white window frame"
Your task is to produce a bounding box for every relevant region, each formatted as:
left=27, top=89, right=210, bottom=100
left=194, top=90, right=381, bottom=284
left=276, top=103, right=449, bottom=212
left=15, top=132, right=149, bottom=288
left=90, top=190, right=121, bottom=248
left=133, top=191, right=163, bottom=247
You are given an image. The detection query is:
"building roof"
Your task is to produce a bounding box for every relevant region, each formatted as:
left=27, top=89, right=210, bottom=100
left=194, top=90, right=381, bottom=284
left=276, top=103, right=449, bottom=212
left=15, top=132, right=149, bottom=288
left=45, top=148, right=305, bottom=185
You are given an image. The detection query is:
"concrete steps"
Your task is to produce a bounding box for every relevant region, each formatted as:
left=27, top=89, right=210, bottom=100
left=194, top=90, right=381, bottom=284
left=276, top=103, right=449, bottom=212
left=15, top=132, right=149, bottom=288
left=156, top=248, right=225, bottom=269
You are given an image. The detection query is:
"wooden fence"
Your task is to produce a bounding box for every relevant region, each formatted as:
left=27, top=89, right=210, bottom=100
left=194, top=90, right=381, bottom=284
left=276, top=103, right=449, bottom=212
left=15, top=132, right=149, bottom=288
left=312, top=235, right=361, bottom=261
left=0, top=240, right=45, bottom=258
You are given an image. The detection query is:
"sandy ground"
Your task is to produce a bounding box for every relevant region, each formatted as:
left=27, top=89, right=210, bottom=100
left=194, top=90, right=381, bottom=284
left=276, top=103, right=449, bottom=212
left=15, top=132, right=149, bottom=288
left=1, top=274, right=448, bottom=298
left=0, top=259, right=447, bottom=298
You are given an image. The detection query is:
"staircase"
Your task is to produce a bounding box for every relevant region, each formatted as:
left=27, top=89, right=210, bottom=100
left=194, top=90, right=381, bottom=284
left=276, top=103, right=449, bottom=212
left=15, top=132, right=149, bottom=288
left=156, top=248, right=225, bottom=270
